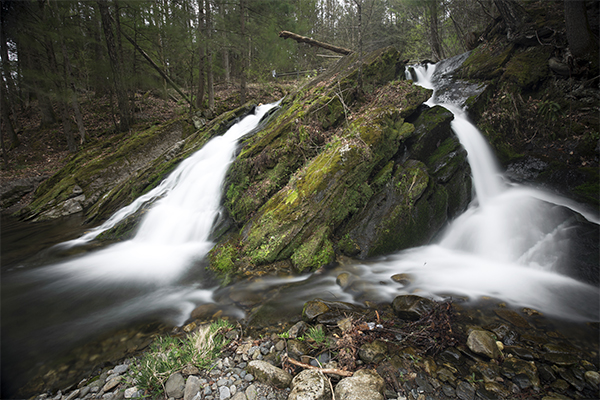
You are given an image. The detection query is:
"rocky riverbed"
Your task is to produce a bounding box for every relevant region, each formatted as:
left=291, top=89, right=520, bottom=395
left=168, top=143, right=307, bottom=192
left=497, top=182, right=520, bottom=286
left=28, top=292, right=599, bottom=400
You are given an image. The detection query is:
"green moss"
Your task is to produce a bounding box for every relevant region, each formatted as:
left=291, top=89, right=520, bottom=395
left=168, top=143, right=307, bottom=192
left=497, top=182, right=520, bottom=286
left=291, top=226, right=335, bottom=272
left=502, top=46, right=551, bottom=90
left=209, top=242, right=238, bottom=283
left=337, top=233, right=361, bottom=257
left=458, top=41, right=514, bottom=80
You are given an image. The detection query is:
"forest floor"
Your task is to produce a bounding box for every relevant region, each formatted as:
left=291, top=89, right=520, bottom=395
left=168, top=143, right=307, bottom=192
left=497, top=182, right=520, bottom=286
left=0, top=82, right=297, bottom=189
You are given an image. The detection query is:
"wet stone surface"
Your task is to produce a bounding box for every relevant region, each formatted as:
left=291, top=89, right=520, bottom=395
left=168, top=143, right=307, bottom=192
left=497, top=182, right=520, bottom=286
left=29, top=296, right=599, bottom=400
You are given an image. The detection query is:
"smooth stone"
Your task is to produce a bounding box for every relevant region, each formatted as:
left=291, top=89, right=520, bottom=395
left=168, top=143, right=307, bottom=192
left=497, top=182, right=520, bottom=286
left=219, top=385, right=231, bottom=400
left=392, top=295, right=436, bottom=321
left=113, top=365, right=129, bottom=375
left=64, top=389, right=80, bottom=400
left=123, top=387, right=138, bottom=399
left=245, top=384, right=258, bottom=400
left=102, top=377, right=121, bottom=392
left=288, top=369, right=332, bottom=400
left=584, top=370, right=600, bottom=387
left=335, top=369, right=384, bottom=400
left=165, top=373, right=186, bottom=399
left=302, top=300, right=330, bottom=321
left=391, top=273, right=413, bottom=285
left=247, top=360, right=292, bottom=389
left=336, top=272, right=354, bottom=289
left=184, top=376, right=202, bottom=400
left=231, top=393, right=247, bottom=400
left=467, top=330, right=501, bottom=359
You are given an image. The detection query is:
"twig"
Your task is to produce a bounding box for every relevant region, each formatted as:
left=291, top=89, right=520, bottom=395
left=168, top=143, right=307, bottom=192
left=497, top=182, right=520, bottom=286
left=283, top=354, right=354, bottom=377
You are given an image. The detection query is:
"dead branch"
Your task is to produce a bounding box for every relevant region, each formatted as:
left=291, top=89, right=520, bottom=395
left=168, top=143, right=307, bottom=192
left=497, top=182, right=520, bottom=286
left=283, top=354, right=354, bottom=377
left=278, top=31, right=353, bottom=56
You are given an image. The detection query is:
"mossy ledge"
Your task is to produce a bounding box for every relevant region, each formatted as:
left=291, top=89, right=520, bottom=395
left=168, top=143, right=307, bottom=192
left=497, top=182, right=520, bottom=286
left=209, top=47, right=471, bottom=281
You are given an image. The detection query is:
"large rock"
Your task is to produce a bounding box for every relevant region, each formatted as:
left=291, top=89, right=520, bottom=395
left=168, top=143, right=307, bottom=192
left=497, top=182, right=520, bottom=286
left=334, top=369, right=385, bottom=400
left=288, top=369, right=332, bottom=400
left=165, top=373, right=185, bottom=399
left=184, top=375, right=202, bottom=400
left=247, top=360, right=292, bottom=389
left=392, top=295, right=437, bottom=320
left=466, top=330, right=501, bottom=360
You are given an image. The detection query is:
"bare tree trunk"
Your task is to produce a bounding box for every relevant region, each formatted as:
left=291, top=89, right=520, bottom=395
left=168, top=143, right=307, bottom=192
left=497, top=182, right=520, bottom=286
left=240, top=0, right=247, bottom=105
left=0, top=10, right=20, bottom=130
left=427, top=0, right=445, bottom=61
left=196, top=0, right=205, bottom=109
left=206, top=0, right=214, bottom=113
left=1, top=81, right=19, bottom=149
left=97, top=0, right=132, bottom=132
left=493, top=0, right=530, bottom=34
left=60, top=39, right=86, bottom=145
left=278, top=31, right=353, bottom=55
left=564, top=0, right=599, bottom=71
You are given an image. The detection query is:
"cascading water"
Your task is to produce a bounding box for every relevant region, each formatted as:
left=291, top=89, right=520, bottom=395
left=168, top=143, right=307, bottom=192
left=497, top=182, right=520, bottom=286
left=1, top=102, right=279, bottom=396
left=359, top=59, right=600, bottom=320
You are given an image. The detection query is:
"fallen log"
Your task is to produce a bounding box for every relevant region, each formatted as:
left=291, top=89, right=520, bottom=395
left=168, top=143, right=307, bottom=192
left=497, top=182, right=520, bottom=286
left=279, top=31, right=353, bottom=56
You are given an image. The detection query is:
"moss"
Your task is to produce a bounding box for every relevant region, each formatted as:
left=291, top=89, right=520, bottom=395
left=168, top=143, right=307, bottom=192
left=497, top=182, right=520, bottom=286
left=291, top=226, right=335, bottom=272
left=502, top=46, right=551, bottom=90
left=337, top=233, right=361, bottom=257
left=208, top=241, right=239, bottom=284
left=458, top=41, right=515, bottom=80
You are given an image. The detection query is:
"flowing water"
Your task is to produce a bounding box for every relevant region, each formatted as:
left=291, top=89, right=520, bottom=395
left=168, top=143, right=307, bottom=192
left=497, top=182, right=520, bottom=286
left=1, top=103, right=279, bottom=397
left=2, top=59, right=599, bottom=397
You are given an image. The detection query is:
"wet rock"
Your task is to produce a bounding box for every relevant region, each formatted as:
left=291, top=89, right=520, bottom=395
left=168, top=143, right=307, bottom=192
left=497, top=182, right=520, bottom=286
left=584, top=370, right=600, bottom=388
left=302, top=300, right=330, bottom=321
left=504, top=345, right=535, bottom=360
left=336, top=272, right=354, bottom=289
left=558, top=368, right=585, bottom=391
left=537, top=363, right=557, bottom=382
left=358, top=340, right=388, bottom=364
left=456, top=380, right=475, bottom=400
left=542, top=353, right=579, bottom=366
left=550, top=379, right=570, bottom=391
left=437, top=368, right=456, bottom=384
left=184, top=375, right=202, bottom=400
left=287, top=321, right=307, bottom=339
left=501, top=357, right=540, bottom=390
left=247, top=360, right=292, bottom=389
left=484, top=382, right=511, bottom=398
left=165, top=373, right=185, bottom=399
left=541, top=393, right=573, bottom=400
left=471, top=361, right=501, bottom=384
left=287, top=339, right=310, bottom=359
left=467, top=330, right=501, bottom=359
left=439, top=347, right=466, bottom=365
left=191, top=303, right=222, bottom=320
left=476, top=386, right=499, bottom=400
left=392, top=295, right=436, bottom=321
left=335, top=369, right=385, bottom=400
left=486, top=322, right=519, bottom=346
left=494, top=309, right=531, bottom=329
left=288, top=369, right=332, bottom=400
left=391, top=273, right=413, bottom=285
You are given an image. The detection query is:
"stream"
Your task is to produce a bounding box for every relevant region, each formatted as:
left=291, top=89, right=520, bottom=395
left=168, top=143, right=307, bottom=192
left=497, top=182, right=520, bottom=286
left=2, top=56, right=598, bottom=398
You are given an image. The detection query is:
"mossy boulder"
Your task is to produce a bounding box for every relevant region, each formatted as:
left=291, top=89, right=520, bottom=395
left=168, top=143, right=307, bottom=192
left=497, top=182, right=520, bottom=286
left=207, top=48, right=472, bottom=280
left=21, top=103, right=256, bottom=229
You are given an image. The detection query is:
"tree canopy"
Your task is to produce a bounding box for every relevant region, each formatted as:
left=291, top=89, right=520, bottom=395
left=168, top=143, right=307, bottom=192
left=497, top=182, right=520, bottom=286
left=2, top=0, right=592, bottom=157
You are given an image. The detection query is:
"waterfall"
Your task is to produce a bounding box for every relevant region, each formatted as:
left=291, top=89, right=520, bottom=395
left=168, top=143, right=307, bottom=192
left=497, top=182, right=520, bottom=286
left=47, top=102, right=280, bottom=284
left=368, top=61, right=600, bottom=320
